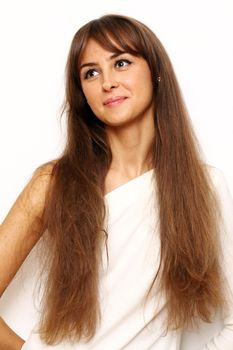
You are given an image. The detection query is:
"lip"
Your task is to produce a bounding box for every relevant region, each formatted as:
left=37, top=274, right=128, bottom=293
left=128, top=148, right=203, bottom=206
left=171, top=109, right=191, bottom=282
left=103, top=96, right=127, bottom=107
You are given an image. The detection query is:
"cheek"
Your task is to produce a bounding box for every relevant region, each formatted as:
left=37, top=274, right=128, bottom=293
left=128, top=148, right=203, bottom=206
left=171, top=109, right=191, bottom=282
left=128, top=68, right=153, bottom=96
left=142, top=71, right=153, bottom=95
left=83, top=92, right=103, bottom=118
left=136, top=76, right=154, bottom=101
left=82, top=86, right=98, bottom=107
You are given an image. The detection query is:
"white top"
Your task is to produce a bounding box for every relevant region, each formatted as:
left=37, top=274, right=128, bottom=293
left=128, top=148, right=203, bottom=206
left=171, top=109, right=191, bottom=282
left=21, top=166, right=233, bottom=350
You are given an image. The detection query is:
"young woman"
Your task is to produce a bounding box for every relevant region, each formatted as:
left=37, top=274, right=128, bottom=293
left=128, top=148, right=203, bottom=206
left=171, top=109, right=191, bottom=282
left=0, top=14, right=233, bottom=350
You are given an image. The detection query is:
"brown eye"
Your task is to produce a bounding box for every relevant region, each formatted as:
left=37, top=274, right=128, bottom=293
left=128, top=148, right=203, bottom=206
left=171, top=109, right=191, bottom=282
left=84, top=69, right=99, bottom=79
left=115, top=59, right=132, bottom=68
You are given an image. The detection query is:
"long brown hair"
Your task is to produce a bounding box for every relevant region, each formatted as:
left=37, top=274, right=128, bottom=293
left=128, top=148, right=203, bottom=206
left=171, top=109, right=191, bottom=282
left=38, top=14, right=225, bottom=344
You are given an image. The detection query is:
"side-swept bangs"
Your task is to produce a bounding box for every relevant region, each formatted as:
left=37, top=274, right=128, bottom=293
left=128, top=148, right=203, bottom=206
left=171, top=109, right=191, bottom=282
left=68, top=15, right=161, bottom=86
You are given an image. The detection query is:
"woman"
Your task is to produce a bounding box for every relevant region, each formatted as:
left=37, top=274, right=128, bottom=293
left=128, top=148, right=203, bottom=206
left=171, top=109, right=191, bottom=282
left=0, top=14, right=233, bottom=350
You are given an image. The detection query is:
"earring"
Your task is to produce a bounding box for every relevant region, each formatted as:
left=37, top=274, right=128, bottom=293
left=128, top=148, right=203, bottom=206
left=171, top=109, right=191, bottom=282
left=157, top=76, right=161, bottom=82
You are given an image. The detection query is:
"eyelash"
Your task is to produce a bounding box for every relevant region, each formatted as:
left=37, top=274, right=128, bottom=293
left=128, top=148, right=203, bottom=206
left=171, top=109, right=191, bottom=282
left=115, top=58, right=132, bottom=68
left=83, top=59, right=132, bottom=80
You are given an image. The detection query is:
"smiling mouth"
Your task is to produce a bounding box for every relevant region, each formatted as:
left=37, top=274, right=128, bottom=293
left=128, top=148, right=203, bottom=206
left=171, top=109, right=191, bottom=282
left=103, top=97, right=127, bottom=107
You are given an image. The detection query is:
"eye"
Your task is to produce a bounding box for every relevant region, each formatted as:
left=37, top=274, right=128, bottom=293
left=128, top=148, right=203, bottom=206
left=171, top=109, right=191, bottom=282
left=84, top=69, right=99, bottom=80
left=115, top=59, right=132, bottom=69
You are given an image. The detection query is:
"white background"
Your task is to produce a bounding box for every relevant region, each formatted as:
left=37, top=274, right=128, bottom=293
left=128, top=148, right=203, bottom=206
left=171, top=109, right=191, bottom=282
left=0, top=0, right=232, bottom=348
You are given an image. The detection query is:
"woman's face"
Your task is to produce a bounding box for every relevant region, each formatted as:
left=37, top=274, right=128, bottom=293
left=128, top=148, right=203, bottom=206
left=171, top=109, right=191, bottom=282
left=79, top=38, right=155, bottom=128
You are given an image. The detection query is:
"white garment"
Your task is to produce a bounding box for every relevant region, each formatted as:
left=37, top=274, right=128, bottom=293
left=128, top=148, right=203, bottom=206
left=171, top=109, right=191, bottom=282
left=22, top=166, right=233, bottom=350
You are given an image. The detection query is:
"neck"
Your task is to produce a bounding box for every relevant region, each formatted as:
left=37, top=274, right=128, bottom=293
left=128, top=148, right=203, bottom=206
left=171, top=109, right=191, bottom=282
left=106, top=115, right=155, bottom=178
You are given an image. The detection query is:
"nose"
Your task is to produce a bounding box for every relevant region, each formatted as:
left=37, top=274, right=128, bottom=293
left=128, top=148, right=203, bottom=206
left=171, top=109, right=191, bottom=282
left=102, top=72, right=119, bottom=91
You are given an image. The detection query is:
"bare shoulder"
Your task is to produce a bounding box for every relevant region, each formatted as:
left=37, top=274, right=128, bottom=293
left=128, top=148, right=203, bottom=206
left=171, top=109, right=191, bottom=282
left=19, top=161, right=57, bottom=217
left=1, top=160, right=58, bottom=232
left=0, top=161, right=57, bottom=294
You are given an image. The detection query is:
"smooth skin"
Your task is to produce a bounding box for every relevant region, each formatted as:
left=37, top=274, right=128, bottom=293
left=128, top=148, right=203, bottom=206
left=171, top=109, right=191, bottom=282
left=80, top=39, right=156, bottom=193
left=0, top=39, right=156, bottom=349
left=0, top=165, right=53, bottom=349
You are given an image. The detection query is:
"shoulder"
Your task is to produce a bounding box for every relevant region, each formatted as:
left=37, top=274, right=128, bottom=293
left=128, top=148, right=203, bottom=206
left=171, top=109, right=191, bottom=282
left=17, top=160, right=57, bottom=218
left=30, top=160, right=57, bottom=188
left=0, top=162, right=58, bottom=293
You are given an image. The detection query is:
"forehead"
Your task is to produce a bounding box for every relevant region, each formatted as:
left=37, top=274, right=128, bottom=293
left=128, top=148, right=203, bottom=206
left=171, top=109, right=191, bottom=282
left=81, top=39, right=110, bottom=60
left=79, top=29, right=143, bottom=63
left=80, top=38, right=127, bottom=63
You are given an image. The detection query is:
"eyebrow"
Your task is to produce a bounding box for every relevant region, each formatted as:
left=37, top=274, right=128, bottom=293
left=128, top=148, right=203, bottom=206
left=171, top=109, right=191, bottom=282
left=80, top=52, right=127, bottom=71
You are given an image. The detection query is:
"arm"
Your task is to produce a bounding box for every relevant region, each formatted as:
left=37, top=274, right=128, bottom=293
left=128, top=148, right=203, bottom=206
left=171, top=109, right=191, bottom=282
left=0, top=163, right=54, bottom=349
left=0, top=318, right=24, bottom=350
left=200, top=168, right=233, bottom=349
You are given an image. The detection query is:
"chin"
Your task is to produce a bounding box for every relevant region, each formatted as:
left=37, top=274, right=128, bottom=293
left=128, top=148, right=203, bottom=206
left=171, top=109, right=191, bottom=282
left=104, top=118, right=133, bottom=128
